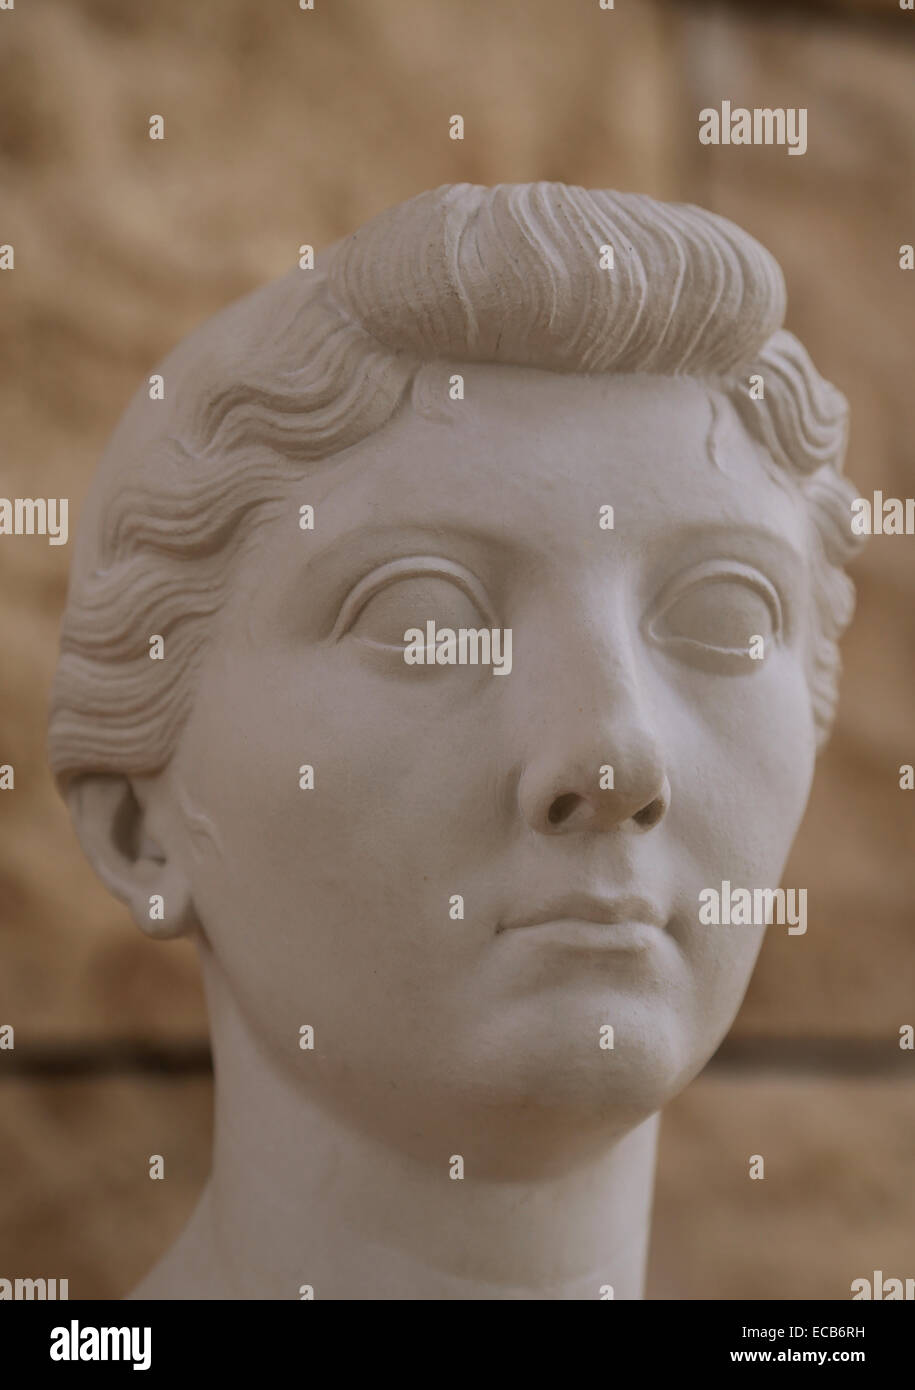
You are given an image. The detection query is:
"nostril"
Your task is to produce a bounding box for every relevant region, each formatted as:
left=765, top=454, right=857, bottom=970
left=633, top=796, right=665, bottom=830
left=547, top=792, right=583, bottom=827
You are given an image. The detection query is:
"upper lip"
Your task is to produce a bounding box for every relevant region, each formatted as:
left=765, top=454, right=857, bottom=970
left=497, top=892, right=666, bottom=934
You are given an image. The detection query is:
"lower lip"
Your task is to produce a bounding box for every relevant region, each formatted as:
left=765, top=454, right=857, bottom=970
left=503, top=918, right=663, bottom=951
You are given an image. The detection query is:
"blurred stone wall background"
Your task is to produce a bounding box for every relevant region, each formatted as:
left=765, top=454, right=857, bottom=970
left=0, top=0, right=912, bottom=1299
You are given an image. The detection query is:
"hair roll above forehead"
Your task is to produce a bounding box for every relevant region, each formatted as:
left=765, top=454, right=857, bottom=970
left=328, top=183, right=787, bottom=377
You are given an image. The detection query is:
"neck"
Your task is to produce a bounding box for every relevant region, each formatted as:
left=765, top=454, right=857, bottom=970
left=133, top=960, right=660, bottom=1301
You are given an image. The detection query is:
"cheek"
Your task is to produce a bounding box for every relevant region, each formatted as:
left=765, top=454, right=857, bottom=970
left=173, top=654, right=490, bottom=1014
left=663, top=657, right=815, bottom=1043
left=729, top=657, right=816, bottom=854
left=288, top=652, right=506, bottom=866
left=668, top=651, right=815, bottom=871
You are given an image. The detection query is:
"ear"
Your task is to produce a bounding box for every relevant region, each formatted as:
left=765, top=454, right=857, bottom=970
left=65, top=774, right=197, bottom=940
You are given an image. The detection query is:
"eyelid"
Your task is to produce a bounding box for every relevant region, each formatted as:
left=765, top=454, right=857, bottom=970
left=329, top=556, right=497, bottom=642
left=643, top=559, right=784, bottom=641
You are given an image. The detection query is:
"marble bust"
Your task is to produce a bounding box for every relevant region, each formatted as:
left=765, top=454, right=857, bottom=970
left=48, top=183, right=863, bottom=1300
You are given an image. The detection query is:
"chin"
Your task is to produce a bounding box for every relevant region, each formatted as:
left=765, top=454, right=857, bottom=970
left=457, top=1014, right=700, bottom=1122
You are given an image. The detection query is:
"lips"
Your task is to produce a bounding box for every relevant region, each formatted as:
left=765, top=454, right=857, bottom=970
left=497, top=891, right=666, bottom=934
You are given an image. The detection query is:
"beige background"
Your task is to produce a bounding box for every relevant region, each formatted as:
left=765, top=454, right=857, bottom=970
left=0, top=0, right=912, bottom=1298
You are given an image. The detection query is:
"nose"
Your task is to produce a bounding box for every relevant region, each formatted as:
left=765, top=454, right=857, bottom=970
left=516, top=635, right=670, bottom=838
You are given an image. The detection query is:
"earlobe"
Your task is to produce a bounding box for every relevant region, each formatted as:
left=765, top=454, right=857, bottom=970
left=65, top=774, right=197, bottom=940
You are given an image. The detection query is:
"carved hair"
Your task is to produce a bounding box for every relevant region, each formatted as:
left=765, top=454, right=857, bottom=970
left=48, top=183, right=862, bottom=785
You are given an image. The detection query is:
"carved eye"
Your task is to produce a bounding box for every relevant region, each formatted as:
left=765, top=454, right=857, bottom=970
left=334, top=558, right=493, bottom=651
left=348, top=575, right=486, bottom=649
left=646, top=562, right=782, bottom=672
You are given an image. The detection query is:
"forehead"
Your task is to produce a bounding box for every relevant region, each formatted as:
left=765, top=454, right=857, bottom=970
left=308, top=364, right=809, bottom=560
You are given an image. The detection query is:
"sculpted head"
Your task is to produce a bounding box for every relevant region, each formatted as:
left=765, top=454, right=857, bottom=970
left=49, top=183, right=862, bottom=1145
